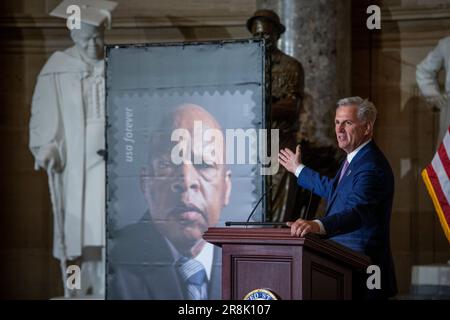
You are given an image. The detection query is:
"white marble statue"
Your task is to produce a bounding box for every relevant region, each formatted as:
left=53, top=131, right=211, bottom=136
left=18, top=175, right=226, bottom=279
left=29, top=0, right=117, bottom=298
left=416, top=36, right=450, bottom=142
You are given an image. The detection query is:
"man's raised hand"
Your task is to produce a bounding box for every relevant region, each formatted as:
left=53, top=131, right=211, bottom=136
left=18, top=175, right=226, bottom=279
left=278, top=145, right=302, bottom=174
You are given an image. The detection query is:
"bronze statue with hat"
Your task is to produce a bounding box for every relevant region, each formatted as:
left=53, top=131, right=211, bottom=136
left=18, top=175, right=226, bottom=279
left=247, top=9, right=309, bottom=222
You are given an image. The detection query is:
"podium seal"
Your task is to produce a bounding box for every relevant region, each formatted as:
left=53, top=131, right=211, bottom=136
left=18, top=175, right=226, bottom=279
left=243, top=288, right=278, bottom=300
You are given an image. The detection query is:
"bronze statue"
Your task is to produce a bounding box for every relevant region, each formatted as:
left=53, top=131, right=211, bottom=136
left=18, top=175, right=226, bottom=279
left=247, top=9, right=306, bottom=222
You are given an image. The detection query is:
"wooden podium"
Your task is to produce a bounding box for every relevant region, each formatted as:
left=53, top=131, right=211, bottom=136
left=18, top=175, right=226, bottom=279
left=203, top=227, right=371, bottom=300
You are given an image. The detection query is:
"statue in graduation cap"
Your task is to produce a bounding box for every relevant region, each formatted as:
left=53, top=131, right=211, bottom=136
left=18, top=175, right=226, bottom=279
left=28, top=0, right=117, bottom=298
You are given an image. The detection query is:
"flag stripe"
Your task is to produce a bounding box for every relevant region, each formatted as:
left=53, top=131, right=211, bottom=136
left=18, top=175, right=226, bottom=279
left=422, top=125, right=450, bottom=244
left=423, top=168, right=450, bottom=243
left=437, top=143, right=450, bottom=181
left=426, top=165, right=450, bottom=220
left=431, top=152, right=450, bottom=205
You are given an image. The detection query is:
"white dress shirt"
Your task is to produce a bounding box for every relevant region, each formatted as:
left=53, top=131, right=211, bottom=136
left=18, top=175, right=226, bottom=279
left=294, top=139, right=372, bottom=235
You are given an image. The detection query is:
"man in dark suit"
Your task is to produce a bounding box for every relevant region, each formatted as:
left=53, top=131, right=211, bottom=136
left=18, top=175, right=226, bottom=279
left=108, top=104, right=231, bottom=299
left=279, top=96, right=397, bottom=299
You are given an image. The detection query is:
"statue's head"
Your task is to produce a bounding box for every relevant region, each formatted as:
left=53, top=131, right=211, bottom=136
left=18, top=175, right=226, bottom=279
left=49, top=0, right=118, bottom=63
left=246, top=9, right=285, bottom=45
left=70, top=22, right=105, bottom=63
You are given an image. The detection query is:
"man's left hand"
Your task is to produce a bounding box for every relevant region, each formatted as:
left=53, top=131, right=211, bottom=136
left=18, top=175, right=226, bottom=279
left=287, top=219, right=321, bottom=237
left=279, top=145, right=302, bottom=175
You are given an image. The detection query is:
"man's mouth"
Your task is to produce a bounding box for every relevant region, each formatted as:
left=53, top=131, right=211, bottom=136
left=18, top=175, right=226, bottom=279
left=338, top=135, right=347, bottom=142
left=170, top=206, right=205, bottom=225
left=179, top=211, right=202, bottom=224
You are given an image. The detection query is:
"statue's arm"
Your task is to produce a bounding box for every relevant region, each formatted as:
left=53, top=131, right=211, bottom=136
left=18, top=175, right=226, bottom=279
left=273, top=61, right=304, bottom=120
left=29, top=74, right=64, bottom=172
left=416, top=40, right=445, bottom=97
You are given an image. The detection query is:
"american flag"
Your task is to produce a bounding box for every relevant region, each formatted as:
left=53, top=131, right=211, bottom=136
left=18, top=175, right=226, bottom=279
left=422, top=126, right=450, bottom=244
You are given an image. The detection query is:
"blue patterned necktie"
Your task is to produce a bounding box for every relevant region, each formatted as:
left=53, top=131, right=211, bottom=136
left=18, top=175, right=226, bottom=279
left=177, top=257, right=208, bottom=300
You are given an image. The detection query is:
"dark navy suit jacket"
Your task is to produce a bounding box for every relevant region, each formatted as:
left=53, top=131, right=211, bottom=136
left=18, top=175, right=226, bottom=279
left=107, top=214, right=221, bottom=300
left=297, top=140, right=397, bottom=298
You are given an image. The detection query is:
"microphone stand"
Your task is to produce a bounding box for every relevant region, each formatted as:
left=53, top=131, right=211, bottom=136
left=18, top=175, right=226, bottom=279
left=225, top=185, right=288, bottom=227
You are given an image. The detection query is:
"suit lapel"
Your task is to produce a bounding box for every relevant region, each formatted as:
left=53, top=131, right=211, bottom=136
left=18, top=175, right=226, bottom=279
left=139, top=219, right=186, bottom=299
left=149, top=245, right=221, bottom=300
left=142, top=260, right=185, bottom=299
left=325, top=141, right=374, bottom=216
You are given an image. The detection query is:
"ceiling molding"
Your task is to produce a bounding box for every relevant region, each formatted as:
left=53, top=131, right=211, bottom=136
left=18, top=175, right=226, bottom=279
left=0, top=15, right=248, bottom=28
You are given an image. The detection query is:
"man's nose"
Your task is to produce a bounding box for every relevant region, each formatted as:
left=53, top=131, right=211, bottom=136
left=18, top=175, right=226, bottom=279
left=336, top=123, right=345, bottom=132
left=170, top=163, right=200, bottom=193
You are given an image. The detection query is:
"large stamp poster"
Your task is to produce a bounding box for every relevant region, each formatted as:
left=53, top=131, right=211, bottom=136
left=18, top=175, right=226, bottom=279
left=106, top=40, right=269, bottom=299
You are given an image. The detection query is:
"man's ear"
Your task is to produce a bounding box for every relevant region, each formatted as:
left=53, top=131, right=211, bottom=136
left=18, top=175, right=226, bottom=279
left=365, top=121, right=373, bottom=136
left=223, top=170, right=232, bottom=207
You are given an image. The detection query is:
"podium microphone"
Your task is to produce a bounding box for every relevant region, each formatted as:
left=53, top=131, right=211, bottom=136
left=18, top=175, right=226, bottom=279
left=225, top=185, right=287, bottom=227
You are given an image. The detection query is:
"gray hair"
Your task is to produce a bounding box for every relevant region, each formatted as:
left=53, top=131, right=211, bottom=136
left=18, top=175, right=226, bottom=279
left=336, top=96, right=377, bottom=124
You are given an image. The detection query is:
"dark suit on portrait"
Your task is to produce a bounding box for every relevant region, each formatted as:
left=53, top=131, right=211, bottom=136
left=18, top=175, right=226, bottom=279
left=107, top=213, right=221, bottom=300
left=297, top=141, right=397, bottom=298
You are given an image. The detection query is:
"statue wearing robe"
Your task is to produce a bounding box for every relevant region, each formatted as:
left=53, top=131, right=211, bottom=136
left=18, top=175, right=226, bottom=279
left=29, top=22, right=107, bottom=297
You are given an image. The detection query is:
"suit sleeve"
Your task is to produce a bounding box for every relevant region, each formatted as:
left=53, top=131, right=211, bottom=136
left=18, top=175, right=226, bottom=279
left=297, top=166, right=334, bottom=201
left=319, top=167, right=391, bottom=237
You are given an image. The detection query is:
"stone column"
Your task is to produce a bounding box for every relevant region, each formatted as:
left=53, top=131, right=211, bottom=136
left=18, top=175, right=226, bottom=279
left=257, top=0, right=351, bottom=146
